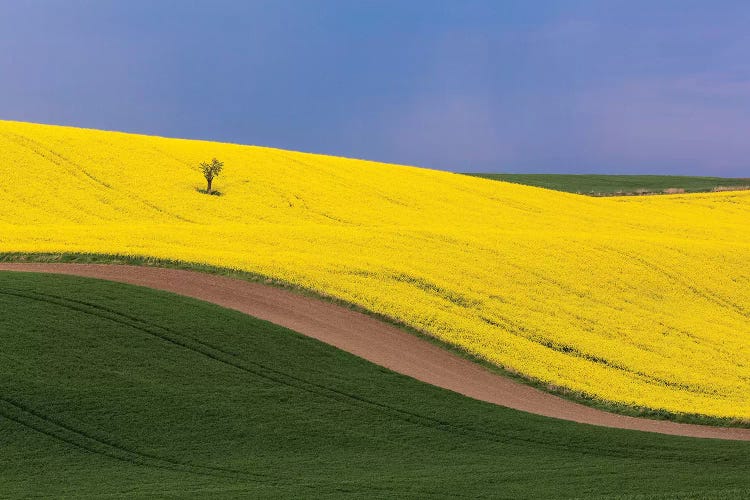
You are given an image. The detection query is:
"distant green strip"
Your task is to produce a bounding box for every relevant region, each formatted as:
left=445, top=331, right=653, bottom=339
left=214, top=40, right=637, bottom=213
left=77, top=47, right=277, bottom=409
left=464, top=173, right=750, bottom=195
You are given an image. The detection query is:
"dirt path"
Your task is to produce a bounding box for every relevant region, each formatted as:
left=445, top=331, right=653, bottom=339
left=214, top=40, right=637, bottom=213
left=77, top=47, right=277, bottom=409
left=2, top=262, right=749, bottom=441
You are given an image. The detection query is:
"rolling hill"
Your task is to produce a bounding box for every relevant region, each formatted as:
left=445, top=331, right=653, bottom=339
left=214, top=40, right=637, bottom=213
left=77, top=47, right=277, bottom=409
left=0, top=119, right=748, bottom=419
left=2, top=272, right=749, bottom=498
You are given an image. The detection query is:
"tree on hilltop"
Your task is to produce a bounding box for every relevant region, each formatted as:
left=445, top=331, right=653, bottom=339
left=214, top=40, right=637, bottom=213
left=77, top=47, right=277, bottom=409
left=199, top=158, right=223, bottom=195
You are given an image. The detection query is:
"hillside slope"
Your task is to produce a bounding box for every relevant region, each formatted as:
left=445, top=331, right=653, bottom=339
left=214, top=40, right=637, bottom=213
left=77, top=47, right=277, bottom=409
left=1, top=120, right=748, bottom=419
left=4, top=273, right=750, bottom=498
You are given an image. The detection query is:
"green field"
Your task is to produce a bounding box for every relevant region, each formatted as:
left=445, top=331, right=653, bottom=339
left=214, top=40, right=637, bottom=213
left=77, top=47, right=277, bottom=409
left=464, top=173, right=750, bottom=195
left=1, top=272, right=749, bottom=498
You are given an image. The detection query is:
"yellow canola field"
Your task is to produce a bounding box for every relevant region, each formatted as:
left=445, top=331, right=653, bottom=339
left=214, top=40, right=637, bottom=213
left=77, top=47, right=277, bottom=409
left=1, top=120, right=748, bottom=419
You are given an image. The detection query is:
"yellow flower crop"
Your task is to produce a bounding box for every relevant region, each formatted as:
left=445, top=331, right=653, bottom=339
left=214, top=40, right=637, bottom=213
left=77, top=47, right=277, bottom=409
left=1, top=120, right=748, bottom=418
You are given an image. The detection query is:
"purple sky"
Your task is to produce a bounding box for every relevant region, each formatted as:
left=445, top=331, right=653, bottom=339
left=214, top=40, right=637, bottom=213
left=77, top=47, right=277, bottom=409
left=1, top=0, right=749, bottom=176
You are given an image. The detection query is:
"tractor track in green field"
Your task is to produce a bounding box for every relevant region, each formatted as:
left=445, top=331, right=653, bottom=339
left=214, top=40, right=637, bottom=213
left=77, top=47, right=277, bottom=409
left=0, top=397, right=265, bottom=481
left=0, top=287, right=594, bottom=455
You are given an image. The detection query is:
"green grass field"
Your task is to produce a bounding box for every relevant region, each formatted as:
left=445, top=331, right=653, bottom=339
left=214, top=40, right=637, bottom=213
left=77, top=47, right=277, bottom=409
left=1, top=272, right=749, bottom=498
left=464, top=173, right=750, bottom=195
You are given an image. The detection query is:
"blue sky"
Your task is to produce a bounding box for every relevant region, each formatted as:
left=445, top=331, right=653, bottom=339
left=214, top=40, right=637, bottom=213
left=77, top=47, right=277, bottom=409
left=1, top=1, right=749, bottom=176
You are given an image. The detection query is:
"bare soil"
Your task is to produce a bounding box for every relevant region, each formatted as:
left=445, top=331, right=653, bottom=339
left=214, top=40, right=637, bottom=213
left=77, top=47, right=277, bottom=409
left=2, top=262, right=748, bottom=441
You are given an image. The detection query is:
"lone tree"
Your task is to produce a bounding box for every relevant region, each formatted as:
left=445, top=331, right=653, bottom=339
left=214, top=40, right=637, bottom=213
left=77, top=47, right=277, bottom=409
left=198, top=158, right=223, bottom=195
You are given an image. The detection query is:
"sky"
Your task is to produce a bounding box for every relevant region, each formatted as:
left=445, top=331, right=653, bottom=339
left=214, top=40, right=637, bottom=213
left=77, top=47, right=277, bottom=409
left=1, top=1, right=749, bottom=176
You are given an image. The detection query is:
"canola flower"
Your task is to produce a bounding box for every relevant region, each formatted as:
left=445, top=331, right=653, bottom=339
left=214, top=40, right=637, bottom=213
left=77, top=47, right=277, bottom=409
left=0, top=119, right=748, bottom=419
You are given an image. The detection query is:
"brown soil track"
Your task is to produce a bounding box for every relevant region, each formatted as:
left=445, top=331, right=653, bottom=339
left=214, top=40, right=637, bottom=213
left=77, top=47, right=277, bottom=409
left=2, top=262, right=749, bottom=441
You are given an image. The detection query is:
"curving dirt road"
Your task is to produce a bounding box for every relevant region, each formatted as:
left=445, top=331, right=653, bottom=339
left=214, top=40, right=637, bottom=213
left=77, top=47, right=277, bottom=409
left=1, top=262, right=749, bottom=441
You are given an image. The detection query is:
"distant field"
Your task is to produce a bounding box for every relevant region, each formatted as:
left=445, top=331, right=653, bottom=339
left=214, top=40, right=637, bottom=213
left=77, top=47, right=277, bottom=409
left=2, top=272, right=749, bottom=498
left=464, top=173, right=750, bottom=195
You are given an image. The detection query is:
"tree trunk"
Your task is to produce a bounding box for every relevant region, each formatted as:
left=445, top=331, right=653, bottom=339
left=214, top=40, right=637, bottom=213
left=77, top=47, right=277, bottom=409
left=206, top=178, right=213, bottom=195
